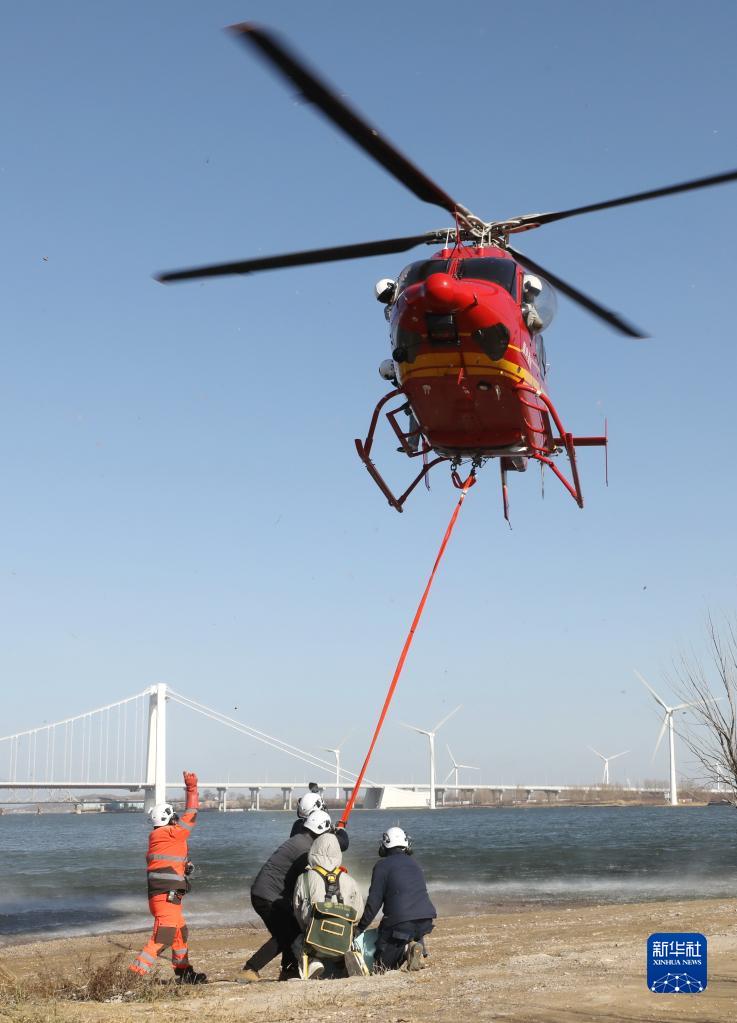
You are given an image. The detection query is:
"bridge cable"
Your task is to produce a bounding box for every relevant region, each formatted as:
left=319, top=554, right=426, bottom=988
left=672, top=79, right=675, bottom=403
left=168, top=690, right=375, bottom=782
left=338, top=472, right=475, bottom=827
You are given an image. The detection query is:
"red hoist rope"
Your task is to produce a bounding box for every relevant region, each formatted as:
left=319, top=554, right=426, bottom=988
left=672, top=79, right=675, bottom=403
left=338, top=472, right=476, bottom=827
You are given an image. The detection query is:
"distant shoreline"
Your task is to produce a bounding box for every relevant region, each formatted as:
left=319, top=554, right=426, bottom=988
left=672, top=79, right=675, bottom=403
left=0, top=799, right=728, bottom=816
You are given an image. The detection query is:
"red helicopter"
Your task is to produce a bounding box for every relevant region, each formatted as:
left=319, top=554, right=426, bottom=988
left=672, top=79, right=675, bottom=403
left=157, top=24, right=737, bottom=522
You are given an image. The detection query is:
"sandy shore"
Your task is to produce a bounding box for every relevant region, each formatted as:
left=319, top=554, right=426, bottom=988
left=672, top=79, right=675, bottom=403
left=1, top=898, right=735, bottom=1022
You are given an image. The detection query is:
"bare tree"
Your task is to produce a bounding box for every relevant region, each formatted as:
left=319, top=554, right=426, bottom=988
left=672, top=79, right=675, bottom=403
left=673, top=616, right=737, bottom=803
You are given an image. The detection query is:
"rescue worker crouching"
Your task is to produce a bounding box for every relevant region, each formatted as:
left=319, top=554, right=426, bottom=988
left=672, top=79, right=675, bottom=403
left=243, top=808, right=345, bottom=982
left=292, top=832, right=365, bottom=979
left=355, top=827, right=436, bottom=972
left=130, top=770, right=207, bottom=984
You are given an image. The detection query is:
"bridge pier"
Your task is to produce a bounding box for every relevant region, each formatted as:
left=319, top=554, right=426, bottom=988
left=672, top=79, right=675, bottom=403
left=281, top=787, right=293, bottom=811
left=343, top=787, right=353, bottom=803
left=249, top=787, right=261, bottom=811
left=217, top=787, right=228, bottom=813
left=438, top=788, right=446, bottom=807
left=143, top=683, right=167, bottom=813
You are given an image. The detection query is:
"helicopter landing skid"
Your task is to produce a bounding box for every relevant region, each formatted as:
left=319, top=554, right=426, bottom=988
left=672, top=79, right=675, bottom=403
left=516, top=383, right=607, bottom=513
left=355, top=389, right=448, bottom=512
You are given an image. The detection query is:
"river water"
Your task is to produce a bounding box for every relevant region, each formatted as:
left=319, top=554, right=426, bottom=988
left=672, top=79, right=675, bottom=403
left=1, top=806, right=735, bottom=943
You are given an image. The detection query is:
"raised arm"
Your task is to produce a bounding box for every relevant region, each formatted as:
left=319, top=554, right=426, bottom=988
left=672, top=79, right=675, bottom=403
left=179, top=770, right=199, bottom=831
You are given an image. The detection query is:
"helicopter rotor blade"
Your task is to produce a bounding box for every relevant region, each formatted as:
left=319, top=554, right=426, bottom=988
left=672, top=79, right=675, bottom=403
left=156, top=233, right=433, bottom=283
left=506, top=168, right=737, bottom=233
left=506, top=245, right=647, bottom=339
left=230, top=23, right=466, bottom=220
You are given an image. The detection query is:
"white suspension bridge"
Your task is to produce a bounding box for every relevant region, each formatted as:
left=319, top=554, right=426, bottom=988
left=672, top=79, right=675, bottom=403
left=0, top=685, right=380, bottom=811
left=0, top=685, right=696, bottom=811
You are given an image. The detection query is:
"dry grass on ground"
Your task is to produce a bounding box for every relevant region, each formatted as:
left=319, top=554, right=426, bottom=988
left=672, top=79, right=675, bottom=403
left=0, top=952, right=187, bottom=1015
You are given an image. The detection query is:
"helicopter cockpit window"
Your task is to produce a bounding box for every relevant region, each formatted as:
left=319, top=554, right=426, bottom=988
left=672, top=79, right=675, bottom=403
left=396, top=259, right=450, bottom=293
left=522, top=274, right=557, bottom=333
left=457, top=258, right=517, bottom=296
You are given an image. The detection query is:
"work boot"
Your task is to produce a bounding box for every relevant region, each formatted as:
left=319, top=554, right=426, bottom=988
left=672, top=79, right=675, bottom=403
left=241, top=967, right=260, bottom=983
left=174, top=965, right=207, bottom=984
left=406, top=941, right=423, bottom=972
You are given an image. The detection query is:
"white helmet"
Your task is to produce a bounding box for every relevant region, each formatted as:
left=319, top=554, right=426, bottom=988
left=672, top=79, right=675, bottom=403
left=303, top=809, right=332, bottom=836
left=374, top=278, right=397, bottom=304
left=148, top=803, right=175, bottom=828
left=523, top=273, right=543, bottom=295
left=382, top=826, right=410, bottom=850
left=297, top=791, right=324, bottom=819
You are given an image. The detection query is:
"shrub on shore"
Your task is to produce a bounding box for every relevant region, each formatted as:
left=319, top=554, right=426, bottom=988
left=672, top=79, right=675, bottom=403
left=0, top=953, right=190, bottom=1007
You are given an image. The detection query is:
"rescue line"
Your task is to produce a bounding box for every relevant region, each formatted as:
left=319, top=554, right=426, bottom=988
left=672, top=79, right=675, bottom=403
left=338, top=472, right=476, bottom=827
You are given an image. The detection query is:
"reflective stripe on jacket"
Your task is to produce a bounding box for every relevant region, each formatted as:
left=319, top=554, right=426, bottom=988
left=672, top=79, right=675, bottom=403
left=146, top=808, right=197, bottom=896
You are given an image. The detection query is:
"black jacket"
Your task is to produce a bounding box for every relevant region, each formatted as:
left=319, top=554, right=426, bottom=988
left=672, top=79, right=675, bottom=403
left=356, top=848, right=436, bottom=932
left=252, top=826, right=350, bottom=903
left=289, top=819, right=350, bottom=851
left=251, top=831, right=314, bottom=903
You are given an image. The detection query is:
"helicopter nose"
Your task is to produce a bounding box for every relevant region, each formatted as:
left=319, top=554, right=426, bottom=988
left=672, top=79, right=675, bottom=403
left=422, top=273, right=467, bottom=312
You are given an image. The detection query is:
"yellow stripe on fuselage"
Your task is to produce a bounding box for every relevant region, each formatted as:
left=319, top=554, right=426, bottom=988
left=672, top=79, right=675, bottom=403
left=398, top=347, right=544, bottom=393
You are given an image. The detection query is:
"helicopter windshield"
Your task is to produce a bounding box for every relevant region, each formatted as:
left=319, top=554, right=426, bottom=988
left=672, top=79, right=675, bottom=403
left=396, top=259, right=450, bottom=293
left=457, top=258, right=517, bottom=296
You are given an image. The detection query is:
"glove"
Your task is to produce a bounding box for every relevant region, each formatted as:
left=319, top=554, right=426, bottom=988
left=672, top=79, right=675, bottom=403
left=183, top=771, right=199, bottom=811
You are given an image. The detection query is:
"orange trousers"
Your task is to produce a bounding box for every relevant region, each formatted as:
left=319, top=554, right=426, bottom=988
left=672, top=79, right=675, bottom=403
left=130, top=894, right=190, bottom=975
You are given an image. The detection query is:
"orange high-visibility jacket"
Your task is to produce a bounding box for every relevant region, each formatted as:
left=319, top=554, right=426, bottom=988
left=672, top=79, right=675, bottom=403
left=146, top=791, right=198, bottom=898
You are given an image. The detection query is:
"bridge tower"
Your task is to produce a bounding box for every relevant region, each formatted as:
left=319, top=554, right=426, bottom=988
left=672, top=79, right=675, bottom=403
left=144, top=683, right=167, bottom=811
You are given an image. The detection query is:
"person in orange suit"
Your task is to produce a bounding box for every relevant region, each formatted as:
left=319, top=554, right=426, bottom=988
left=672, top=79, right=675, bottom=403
left=130, top=770, right=207, bottom=983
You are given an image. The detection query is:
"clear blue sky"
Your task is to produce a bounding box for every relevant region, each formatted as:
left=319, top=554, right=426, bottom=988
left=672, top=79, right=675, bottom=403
left=2, top=1, right=736, bottom=788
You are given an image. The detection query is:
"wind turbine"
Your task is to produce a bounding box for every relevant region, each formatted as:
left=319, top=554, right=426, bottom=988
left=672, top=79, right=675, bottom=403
left=635, top=669, right=697, bottom=806
left=587, top=746, right=629, bottom=785
left=401, top=705, right=462, bottom=809
left=323, top=732, right=351, bottom=799
left=445, top=744, right=480, bottom=797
